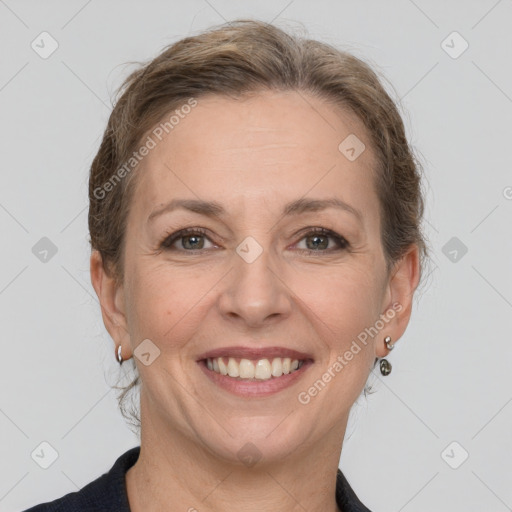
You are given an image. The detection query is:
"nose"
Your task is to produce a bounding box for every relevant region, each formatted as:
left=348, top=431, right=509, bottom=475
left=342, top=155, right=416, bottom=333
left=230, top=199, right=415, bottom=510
left=217, top=242, right=293, bottom=329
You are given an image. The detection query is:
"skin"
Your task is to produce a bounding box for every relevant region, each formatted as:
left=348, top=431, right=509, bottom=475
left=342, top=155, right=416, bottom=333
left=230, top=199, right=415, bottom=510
left=91, top=89, right=420, bottom=512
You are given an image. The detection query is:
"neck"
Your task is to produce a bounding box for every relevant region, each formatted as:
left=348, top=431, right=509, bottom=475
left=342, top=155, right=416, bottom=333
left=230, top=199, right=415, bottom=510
left=126, top=396, right=346, bottom=512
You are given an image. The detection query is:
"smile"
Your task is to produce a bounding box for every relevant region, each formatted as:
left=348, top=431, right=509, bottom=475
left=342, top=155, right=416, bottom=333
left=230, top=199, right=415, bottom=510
left=206, top=356, right=305, bottom=380
left=198, top=357, right=313, bottom=398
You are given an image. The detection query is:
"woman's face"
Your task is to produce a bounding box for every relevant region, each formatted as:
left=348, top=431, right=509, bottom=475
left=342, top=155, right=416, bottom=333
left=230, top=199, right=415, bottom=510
left=103, top=90, right=416, bottom=465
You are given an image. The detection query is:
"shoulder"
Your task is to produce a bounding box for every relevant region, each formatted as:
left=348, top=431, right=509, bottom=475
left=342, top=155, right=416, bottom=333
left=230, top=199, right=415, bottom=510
left=22, top=446, right=140, bottom=512
left=336, top=468, right=374, bottom=512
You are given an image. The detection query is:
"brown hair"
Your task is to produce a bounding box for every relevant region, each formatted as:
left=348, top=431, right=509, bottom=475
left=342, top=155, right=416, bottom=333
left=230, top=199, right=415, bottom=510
left=89, top=19, right=430, bottom=434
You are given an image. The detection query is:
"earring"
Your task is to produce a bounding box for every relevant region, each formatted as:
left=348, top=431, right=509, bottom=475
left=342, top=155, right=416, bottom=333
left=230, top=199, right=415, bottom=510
left=384, top=335, right=394, bottom=350
left=379, top=335, right=393, bottom=376
left=117, top=344, right=123, bottom=365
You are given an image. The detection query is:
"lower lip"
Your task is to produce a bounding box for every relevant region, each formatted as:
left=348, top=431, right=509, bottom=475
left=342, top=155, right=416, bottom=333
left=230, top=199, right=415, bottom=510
left=198, top=360, right=313, bottom=397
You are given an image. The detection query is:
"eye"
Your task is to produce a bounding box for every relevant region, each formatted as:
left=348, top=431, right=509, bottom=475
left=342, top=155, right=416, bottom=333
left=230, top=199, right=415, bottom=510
left=159, top=226, right=350, bottom=254
left=159, top=227, right=216, bottom=252
left=294, top=227, right=350, bottom=253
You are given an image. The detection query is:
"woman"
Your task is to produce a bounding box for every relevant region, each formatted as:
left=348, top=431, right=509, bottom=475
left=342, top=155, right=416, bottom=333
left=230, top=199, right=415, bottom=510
left=25, top=19, right=427, bottom=512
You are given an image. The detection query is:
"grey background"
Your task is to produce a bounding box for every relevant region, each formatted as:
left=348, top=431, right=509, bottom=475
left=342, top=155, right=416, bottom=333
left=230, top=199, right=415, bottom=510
left=1, top=0, right=511, bottom=510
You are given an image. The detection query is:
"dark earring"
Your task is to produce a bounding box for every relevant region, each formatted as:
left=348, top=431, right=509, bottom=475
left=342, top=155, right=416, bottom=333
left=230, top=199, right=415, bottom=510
left=379, top=336, right=394, bottom=376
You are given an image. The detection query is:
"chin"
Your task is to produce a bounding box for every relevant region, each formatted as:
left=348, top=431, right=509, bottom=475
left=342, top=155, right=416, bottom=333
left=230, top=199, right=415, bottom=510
left=195, top=415, right=309, bottom=468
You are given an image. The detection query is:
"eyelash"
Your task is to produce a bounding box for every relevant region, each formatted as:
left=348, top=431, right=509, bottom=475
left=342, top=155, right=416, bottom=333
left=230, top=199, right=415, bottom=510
left=158, top=226, right=350, bottom=255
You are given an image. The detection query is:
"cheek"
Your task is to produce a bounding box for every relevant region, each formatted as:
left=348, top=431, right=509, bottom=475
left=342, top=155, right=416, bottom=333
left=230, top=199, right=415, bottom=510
left=126, top=262, right=216, bottom=351
left=305, top=265, right=383, bottom=387
left=316, top=272, right=380, bottom=380
left=125, top=264, right=174, bottom=338
left=306, top=263, right=383, bottom=334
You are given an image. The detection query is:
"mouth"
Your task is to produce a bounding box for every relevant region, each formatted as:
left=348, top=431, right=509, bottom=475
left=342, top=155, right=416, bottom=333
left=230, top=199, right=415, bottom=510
left=196, top=346, right=314, bottom=397
left=204, top=356, right=305, bottom=379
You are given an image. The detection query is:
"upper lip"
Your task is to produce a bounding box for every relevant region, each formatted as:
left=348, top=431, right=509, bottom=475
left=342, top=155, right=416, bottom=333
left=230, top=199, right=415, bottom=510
left=196, top=346, right=314, bottom=362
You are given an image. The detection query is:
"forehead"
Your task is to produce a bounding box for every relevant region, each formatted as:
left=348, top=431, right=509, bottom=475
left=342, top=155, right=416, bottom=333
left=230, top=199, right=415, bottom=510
left=132, top=90, right=378, bottom=222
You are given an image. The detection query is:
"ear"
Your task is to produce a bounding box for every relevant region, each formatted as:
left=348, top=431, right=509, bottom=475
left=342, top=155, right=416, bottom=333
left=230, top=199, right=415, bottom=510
left=376, top=244, right=421, bottom=358
left=90, top=250, right=131, bottom=357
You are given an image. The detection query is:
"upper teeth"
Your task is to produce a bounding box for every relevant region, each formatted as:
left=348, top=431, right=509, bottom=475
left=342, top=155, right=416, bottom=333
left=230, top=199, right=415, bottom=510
left=206, top=357, right=303, bottom=380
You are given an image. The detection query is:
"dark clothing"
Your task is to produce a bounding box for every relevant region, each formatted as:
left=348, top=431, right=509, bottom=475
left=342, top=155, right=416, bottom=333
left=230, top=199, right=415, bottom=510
left=23, top=446, right=373, bottom=511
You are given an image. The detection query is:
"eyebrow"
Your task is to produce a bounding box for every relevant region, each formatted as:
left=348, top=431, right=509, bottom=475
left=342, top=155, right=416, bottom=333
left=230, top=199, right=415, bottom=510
left=147, top=197, right=363, bottom=224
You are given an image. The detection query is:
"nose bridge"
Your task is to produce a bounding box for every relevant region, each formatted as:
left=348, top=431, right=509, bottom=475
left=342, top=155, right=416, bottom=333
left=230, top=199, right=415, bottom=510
left=218, top=233, right=291, bottom=326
